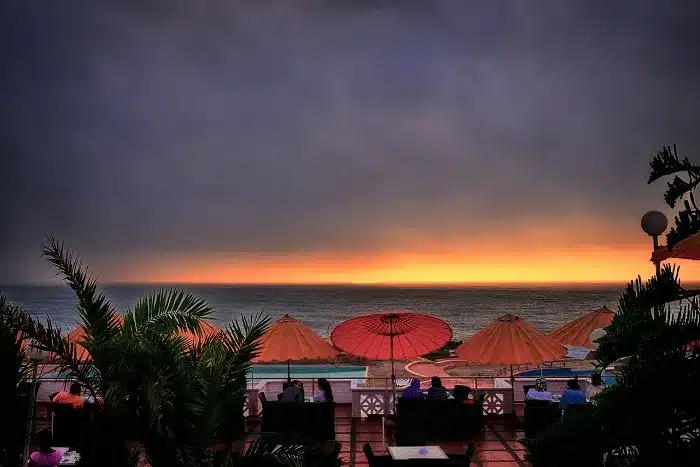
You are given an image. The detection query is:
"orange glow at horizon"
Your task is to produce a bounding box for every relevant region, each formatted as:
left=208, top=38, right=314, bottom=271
left=111, top=242, right=700, bottom=285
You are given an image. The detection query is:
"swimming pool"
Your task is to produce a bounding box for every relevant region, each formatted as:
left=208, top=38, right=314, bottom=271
left=249, top=364, right=367, bottom=380
left=516, top=368, right=615, bottom=385
left=40, top=364, right=368, bottom=381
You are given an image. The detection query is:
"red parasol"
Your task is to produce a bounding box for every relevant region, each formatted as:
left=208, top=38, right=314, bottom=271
left=331, top=311, right=452, bottom=385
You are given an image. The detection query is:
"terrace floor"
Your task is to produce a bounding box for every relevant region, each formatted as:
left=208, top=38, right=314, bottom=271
left=245, top=404, right=531, bottom=466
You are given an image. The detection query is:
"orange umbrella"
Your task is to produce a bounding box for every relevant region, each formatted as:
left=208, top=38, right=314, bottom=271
left=65, top=317, right=218, bottom=360
left=178, top=320, right=222, bottom=346
left=455, top=314, right=566, bottom=366
left=66, top=314, right=126, bottom=361
left=651, top=231, right=700, bottom=263
left=456, top=314, right=566, bottom=403
left=254, top=314, right=339, bottom=381
left=548, top=306, right=615, bottom=349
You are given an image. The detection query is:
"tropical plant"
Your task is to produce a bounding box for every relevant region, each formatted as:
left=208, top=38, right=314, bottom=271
left=11, top=237, right=273, bottom=467
left=0, top=295, right=32, bottom=467
left=522, top=146, right=700, bottom=466
left=648, top=144, right=700, bottom=249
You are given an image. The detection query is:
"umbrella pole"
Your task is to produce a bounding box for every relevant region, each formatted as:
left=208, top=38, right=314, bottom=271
left=390, top=334, right=396, bottom=414
left=510, top=365, right=516, bottom=415
left=389, top=318, right=397, bottom=415
left=287, top=359, right=291, bottom=384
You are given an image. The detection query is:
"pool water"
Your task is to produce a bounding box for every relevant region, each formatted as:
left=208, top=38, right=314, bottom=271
left=517, top=368, right=615, bottom=385
left=249, top=364, right=367, bottom=380
left=40, top=364, right=368, bottom=381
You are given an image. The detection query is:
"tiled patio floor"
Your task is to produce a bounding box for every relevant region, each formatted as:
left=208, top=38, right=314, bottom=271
left=246, top=404, right=531, bottom=466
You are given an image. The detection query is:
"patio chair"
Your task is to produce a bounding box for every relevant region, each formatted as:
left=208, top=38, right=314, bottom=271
left=524, top=400, right=561, bottom=437
left=307, top=402, right=336, bottom=441
left=258, top=391, right=268, bottom=413
left=305, top=441, right=342, bottom=466
left=50, top=404, right=90, bottom=448
left=362, top=443, right=392, bottom=466
left=396, top=398, right=427, bottom=446
left=452, top=385, right=470, bottom=402
left=446, top=441, right=478, bottom=465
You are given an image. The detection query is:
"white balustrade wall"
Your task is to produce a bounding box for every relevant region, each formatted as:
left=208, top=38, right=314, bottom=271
left=36, top=376, right=568, bottom=419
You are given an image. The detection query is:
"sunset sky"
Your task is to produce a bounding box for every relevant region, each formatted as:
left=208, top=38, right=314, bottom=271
left=3, top=1, right=700, bottom=285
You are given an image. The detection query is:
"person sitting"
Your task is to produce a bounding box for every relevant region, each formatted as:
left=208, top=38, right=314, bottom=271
left=526, top=377, right=554, bottom=402
left=453, top=385, right=475, bottom=404
left=314, top=378, right=334, bottom=403
left=559, top=378, right=586, bottom=409
left=280, top=380, right=304, bottom=403
left=51, top=382, right=84, bottom=409
left=29, top=429, right=62, bottom=467
left=585, top=372, right=605, bottom=403
left=426, top=376, right=449, bottom=400
left=401, top=378, right=424, bottom=399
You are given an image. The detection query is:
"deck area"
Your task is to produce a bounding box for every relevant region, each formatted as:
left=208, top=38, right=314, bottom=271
left=245, top=404, right=531, bottom=466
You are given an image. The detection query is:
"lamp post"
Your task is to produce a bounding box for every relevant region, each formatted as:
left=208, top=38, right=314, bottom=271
left=641, top=211, right=668, bottom=277
left=23, top=340, right=48, bottom=466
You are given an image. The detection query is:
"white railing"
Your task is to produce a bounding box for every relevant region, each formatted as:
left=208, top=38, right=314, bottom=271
left=348, top=385, right=514, bottom=417
left=35, top=375, right=543, bottom=419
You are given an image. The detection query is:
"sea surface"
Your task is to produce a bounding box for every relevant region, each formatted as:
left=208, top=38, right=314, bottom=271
left=1, top=284, right=625, bottom=340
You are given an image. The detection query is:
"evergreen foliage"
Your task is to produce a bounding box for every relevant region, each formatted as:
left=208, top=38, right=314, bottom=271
left=523, top=146, right=700, bottom=466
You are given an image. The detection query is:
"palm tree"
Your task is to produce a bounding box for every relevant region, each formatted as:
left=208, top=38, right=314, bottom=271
left=0, top=296, right=32, bottom=467
left=14, top=237, right=271, bottom=466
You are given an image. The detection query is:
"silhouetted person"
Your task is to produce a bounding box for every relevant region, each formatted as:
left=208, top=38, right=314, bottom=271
left=29, top=429, right=62, bottom=467
left=51, top=382, right=84, bottom=409
left=426, top=376, right=448, bottom=400
left=559, top=378, right=586, bottom=409
left=280, top=380, right=304, bottom=403
left=401, top=378, right=424, bottom=398
left=586, top=372, right=605, bottom=403
left=314, top=378, right=334, bottom=402
left=526, top=377, right=554, bottom=402
left=453, top=385, right=475, bottom=404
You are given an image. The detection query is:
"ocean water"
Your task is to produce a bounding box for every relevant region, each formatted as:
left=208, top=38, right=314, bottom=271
left=1, top=284, right=624, bottom=340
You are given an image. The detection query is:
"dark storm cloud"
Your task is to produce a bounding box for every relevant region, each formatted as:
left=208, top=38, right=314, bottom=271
left=2, top=0, right=700, bottom=281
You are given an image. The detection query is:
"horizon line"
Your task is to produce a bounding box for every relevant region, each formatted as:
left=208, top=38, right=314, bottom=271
left=2, top=280, right=637, bottom=287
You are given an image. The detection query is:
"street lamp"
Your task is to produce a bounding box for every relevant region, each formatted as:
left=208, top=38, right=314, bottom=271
left=641, top=210, right=668, bottom=276
left=23, top=340, right=48, bottom=465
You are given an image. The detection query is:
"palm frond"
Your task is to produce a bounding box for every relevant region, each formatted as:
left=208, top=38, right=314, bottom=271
left=647, top=146, right=700, bottom=248
left=41, top=236, right=122, bottom=371
left=123, top=289, right=213, bottom=337
left=648, top=144, right=699, bottom=183
left=221, top=311, right=270, bottom=362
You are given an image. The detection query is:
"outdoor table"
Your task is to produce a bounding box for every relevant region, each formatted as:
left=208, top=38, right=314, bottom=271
left=388, top=446, right=448, bottom=460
